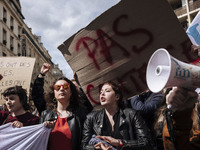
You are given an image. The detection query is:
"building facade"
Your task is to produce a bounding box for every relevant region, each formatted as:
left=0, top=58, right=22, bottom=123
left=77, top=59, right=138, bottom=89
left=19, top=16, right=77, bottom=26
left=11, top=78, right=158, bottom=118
left=0, top=0, right=200, bottom=97
left=0, top=0, right=63, bottom=96
left=169, top=0, right=200, bottom=29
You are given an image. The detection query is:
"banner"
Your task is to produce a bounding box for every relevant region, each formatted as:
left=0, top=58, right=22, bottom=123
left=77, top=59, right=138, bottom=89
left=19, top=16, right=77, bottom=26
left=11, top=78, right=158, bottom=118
left=0, top=57, right=35, bottom=104
left=0, top=123, right=51, bottom=150
left=186, top=11, right=200, bottom=46
left=58, top=0, right=196, bottom=105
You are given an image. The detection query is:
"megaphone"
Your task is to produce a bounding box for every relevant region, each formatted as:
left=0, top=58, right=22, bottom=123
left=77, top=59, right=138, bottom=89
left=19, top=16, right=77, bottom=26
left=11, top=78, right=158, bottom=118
left=146, top=48, right=200, bottom=93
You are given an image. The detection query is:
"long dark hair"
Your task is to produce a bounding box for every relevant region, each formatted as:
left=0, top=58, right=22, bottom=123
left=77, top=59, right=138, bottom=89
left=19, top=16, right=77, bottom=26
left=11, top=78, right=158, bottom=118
left=46, top=76, right=80, bottom=112
left=101, top=81, right=124, bottom=109
left=2, top=86, right=30, bottom=110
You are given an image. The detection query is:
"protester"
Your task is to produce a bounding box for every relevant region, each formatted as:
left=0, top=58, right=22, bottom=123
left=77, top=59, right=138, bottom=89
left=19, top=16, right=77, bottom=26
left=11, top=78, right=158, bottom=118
left=0, top=86, right=39, bottom=127
left=191, top=45, right=200, bottom=57
left=162, top=87, right=199, bottom=150
left=124, top=90, right=164, bottom=149
left=153, top=88, right=173, bottom=150
left=81, top=81, right=153, bottom=150
left=32, top=63, right=87, bottom=150
left=71, top=72, right=93, bottom=113
left=125, top=90, right=163, bottom=132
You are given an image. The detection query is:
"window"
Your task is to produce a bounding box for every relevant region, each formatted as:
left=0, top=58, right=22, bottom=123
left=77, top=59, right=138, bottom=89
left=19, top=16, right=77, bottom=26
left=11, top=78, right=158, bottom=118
left=18, top=26, right=21, bottom=39
left=29, top=48, right=32, bottom=57
left=3, top=52, right=7, bottom=56
left=3, top=8, right=7, bottom=23
left=22, top=39, right=26, bottom=56
left=10, top=16, right=14, bottom=31
left=10, top=36, right=14, bottom=51
left=3, top=29, right=7, bottom=45
left=18, top=44, right=21, bottom=56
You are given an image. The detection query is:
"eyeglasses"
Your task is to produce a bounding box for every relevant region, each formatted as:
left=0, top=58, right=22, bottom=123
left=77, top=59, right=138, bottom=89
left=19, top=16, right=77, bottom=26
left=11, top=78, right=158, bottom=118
left=53, top=83, right=70, bottom=91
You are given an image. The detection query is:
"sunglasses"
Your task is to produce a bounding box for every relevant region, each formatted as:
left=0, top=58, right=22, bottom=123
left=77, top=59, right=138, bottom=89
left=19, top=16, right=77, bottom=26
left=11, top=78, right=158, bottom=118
left=54, top=83, right=70, bottom=91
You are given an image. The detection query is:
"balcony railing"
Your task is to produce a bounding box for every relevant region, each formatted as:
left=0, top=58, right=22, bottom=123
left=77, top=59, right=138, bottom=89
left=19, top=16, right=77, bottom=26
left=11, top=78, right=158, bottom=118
left=174, top=0, right=200, bottom=17
left=174, top=5, right=187, bottom=16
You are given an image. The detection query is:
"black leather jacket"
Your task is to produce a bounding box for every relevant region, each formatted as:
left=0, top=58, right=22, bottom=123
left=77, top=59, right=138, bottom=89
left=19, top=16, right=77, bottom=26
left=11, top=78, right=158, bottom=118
left=81, top=108, right=153, bottom=150
left=40, top=109, right=85, bottom=150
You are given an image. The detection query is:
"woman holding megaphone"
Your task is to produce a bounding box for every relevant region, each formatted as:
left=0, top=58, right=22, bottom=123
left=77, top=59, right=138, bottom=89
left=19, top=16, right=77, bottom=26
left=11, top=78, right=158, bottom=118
left=162, top=87, right=199, bottom=150
left=162, top=44, right=200, bottom=150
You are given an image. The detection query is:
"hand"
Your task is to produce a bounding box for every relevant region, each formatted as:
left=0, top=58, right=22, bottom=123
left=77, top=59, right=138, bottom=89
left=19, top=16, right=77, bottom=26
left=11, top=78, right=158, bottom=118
left=43, top=120, right=56, bottom=128
left=11, top=121, right=23, bottom=128
left=191, top=45, right=200, bottom=57
left=73, top=72, right=80, bottom=86
left=166, top=87, right=198, bottom=112
left=94, top=142, right=113, bottom=150
left=97, top=136, right=119, bottom=147
left=40, top=63, right=51, bottom=75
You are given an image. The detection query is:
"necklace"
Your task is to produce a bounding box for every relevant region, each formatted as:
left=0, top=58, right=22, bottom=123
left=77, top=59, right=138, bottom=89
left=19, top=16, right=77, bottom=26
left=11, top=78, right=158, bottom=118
left=57, top=110, right=70, bottom=118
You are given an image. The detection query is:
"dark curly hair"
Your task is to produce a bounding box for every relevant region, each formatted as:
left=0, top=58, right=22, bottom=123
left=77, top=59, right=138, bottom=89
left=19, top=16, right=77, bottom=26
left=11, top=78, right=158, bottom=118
left=100, top=81, right=124, bottom=109
left=2, top=86, right=30, bottom=110
left=46, top=76, right=80, bottom=112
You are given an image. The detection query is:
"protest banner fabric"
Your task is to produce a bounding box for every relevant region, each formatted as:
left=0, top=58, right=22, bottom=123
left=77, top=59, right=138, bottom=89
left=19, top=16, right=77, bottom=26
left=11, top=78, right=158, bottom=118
left=0, top=123, right=51, bottom=150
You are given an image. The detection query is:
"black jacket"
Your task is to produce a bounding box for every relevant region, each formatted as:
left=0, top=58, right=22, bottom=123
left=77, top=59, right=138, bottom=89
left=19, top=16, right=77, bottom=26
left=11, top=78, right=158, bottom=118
left=31, top=77, right=46, bottom=116
left=81, top=108, right=153, bottom=150
left=40, top=109, right=85, bottom=150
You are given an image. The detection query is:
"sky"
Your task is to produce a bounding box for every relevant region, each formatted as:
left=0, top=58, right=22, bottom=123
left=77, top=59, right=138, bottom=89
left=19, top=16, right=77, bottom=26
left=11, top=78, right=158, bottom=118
left=20, top=0, right=120, bottom=79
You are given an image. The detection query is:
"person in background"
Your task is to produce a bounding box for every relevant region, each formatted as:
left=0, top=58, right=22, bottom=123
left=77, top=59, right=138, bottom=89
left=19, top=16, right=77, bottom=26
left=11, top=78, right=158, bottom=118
left=125, top=90, right=163, bottom=132
left=0, top=86, right=39, bottom=127
left=81, top=81, right=153, bottom=150
left=71, top=72, right=93, bottom=113
left=125, top=90, right=164, bottom=149
left=191, top=45, right=200, bottom=57
left=32, top=63, right=87, bottom=150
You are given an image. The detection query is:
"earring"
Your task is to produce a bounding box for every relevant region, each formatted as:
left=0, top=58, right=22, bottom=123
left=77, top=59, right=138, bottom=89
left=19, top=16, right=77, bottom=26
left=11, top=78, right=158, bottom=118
left=52, top=98, right=57, bottom=103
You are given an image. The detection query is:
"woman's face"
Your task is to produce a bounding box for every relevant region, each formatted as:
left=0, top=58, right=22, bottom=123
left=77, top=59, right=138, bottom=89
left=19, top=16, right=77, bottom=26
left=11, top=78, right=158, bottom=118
left=5, top=94, right=23, bottom=113
left=54, top=80, right=71, bottom=102
left=100, top=84, right=119, bottom=106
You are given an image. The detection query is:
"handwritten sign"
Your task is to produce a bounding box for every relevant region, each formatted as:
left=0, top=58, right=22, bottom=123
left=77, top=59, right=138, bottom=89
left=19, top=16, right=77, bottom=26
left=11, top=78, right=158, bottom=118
left=58, top=0, right=196, bottom=106
left=0, top=57, right=35, bottom=105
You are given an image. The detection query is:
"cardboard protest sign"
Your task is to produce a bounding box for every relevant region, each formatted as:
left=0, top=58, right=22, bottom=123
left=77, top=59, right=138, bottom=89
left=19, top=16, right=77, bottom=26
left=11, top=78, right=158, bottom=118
left=0, top=57, right=35, bottom=105
left=58, top=0, right=196, bottom=106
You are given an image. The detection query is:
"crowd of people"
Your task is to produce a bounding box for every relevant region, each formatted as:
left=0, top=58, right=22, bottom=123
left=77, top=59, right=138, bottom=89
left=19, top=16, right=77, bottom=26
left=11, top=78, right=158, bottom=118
left=0, top=45, right=200, bottom=150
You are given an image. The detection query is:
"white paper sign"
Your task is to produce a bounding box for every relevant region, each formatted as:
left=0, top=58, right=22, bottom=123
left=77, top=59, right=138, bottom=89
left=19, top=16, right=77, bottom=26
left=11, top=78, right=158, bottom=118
left=0, top=57, right=35, bottom=104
